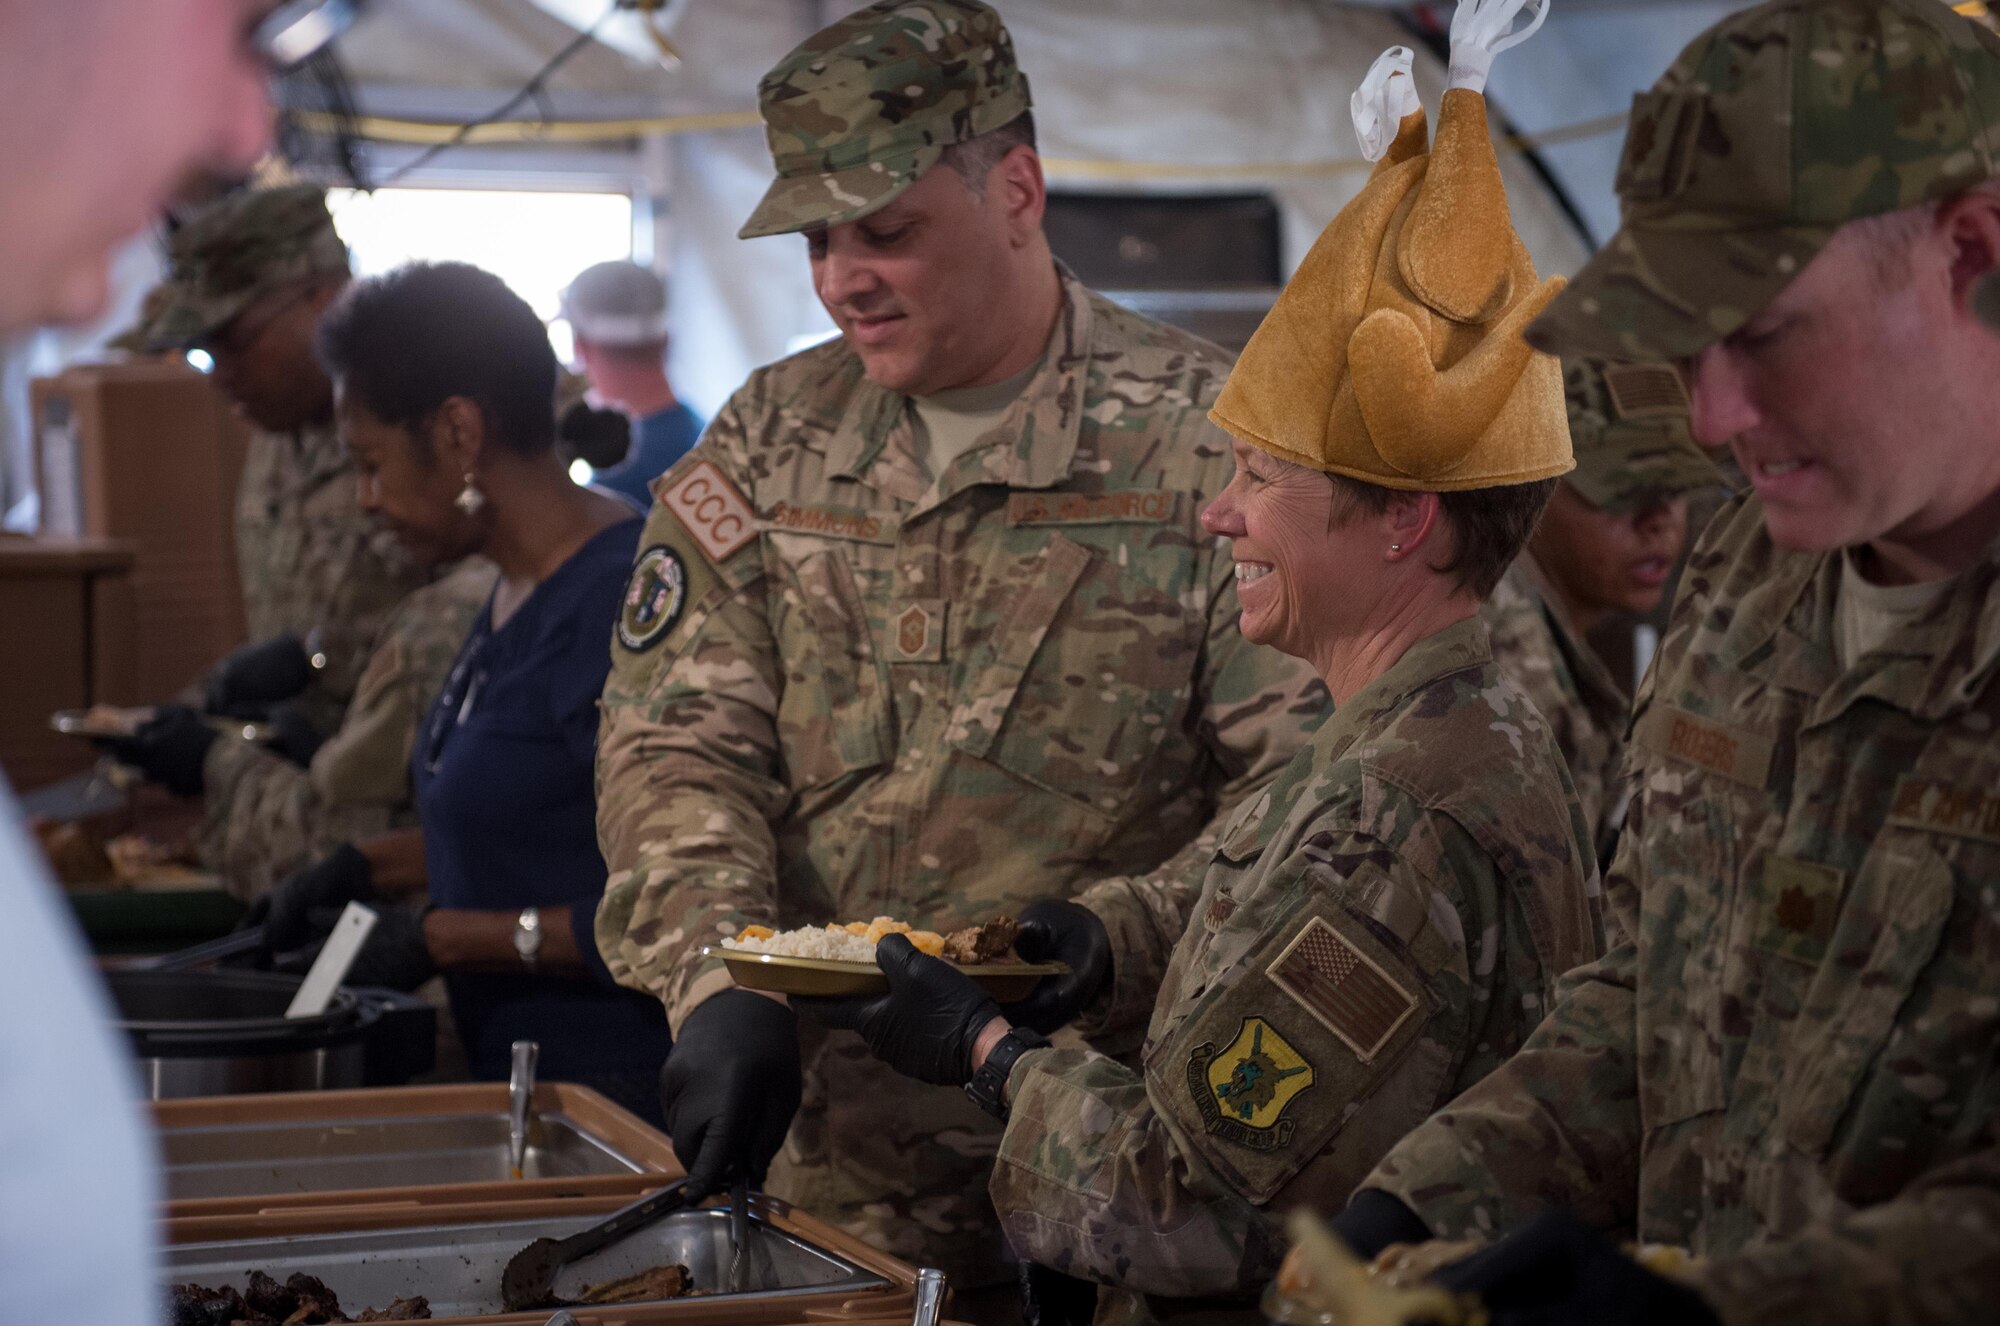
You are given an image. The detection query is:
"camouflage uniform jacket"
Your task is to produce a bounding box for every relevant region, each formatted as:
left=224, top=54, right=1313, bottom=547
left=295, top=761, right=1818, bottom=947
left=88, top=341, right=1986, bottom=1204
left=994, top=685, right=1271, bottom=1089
left=1482, top=556, right=1631, bottom=861
left=197, top=558, right=498, bottom=901
left=988, top=617, right=1603, bottom=1307
left=594, top=271, right=1329, bottom=1285
left=1366, top=495, right=2000, bottom=1326
left=234, top=420, right=428, bottom=712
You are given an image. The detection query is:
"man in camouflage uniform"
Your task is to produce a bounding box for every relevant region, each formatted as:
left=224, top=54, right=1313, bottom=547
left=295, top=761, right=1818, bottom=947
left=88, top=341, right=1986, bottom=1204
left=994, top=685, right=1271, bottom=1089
left=192, top=556, right=497, bottom=901
left=127, top=184, right=427, bottom=726
left=1331, top=3, right=2000, bottom=1322
left=594, top=0, right=1327, bottom=1297
left=1482, top=359, right=1719, bottom=861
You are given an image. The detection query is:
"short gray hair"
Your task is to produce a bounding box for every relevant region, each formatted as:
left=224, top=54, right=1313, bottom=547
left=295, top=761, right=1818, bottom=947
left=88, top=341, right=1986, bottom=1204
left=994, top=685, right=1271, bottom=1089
left=939, top=112, right=1038, bottom=197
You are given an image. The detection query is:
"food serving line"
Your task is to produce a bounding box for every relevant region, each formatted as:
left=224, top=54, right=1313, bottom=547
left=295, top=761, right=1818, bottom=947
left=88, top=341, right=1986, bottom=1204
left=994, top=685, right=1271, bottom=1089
left=132, top=932, right=1053, bottom=1322
left=156, top=1078, right=945, bottom=1325
left=42, top=717, right=1036, bottom=1326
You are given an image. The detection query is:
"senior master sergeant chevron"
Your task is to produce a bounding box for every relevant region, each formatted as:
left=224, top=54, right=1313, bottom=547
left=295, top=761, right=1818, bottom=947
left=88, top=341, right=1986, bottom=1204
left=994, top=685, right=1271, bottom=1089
left=592, top=0, right=1328, bottom=1300
left=1327, top=3, right=2000, bottom=1324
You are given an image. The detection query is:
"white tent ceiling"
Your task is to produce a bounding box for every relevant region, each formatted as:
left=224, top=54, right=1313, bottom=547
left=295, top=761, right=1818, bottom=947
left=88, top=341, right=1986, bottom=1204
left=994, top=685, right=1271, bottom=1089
left=301, top=0, right=1748, bottom=410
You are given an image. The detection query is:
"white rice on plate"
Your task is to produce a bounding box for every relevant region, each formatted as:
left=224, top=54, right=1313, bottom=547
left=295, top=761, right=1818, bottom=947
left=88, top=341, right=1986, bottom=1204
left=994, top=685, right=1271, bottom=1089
left=720, top=926, right=880, bottom=963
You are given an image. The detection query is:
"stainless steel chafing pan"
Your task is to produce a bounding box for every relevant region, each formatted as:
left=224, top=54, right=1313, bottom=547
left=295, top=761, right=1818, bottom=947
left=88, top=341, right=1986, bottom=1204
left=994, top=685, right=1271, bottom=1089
left=162, top=1205, right=890, bottom=1319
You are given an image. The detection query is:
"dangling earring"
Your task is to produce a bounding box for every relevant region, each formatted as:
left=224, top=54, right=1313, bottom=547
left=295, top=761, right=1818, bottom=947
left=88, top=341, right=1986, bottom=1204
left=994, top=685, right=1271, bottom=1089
left=455, top=472, right=486, bottom=516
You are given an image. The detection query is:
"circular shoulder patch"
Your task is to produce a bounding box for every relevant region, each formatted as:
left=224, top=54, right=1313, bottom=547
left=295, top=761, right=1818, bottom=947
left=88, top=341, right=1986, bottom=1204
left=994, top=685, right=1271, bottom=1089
left=617, top=544, right=688, bottom=652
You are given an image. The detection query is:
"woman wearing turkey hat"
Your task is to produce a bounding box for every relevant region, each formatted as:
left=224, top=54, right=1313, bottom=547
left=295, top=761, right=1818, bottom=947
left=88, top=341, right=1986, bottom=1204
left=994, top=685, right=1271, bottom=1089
left=792, top=0, right=1602, bottom=1310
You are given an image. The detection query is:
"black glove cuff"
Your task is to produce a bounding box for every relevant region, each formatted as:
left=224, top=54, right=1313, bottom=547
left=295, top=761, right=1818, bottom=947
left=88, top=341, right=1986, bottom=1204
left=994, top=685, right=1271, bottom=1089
left=326, top=841, right=374, bottom=893
left=965, top=1025, right=1050, bottom=1120
left=1331, top=1188, right=1434, bottom=1260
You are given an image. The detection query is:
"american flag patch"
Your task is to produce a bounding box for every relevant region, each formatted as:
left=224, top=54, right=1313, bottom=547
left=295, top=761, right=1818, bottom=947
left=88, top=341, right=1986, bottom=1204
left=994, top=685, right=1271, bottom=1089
left=1266, top=916, right=1418, bottom=1062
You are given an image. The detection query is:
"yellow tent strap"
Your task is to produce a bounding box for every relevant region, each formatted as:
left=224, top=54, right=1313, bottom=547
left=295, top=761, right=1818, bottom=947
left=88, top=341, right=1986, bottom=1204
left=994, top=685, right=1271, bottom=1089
left=290, top=108, right=1628, bottom=182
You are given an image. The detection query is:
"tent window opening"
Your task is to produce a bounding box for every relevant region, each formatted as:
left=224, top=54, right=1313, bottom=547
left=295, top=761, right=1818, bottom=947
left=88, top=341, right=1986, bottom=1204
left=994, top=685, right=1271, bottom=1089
left=326, top=187, right=635, bottom=363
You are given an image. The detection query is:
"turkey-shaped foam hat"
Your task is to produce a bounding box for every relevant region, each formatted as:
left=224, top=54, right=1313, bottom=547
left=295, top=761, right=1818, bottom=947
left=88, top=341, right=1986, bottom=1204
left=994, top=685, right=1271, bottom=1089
left=1210, top=0, right=1573, bottom=491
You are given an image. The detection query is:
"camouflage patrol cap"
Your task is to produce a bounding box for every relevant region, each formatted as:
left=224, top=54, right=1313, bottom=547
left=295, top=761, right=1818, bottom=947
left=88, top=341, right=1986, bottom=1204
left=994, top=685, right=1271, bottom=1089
left=1562, top=359, right=1722, bottom=511
left=738, top=0, right=1032, bottom=240
left=1529, top=0, right=2000, bottom=362
left=122, top=184, right=350, bottom=352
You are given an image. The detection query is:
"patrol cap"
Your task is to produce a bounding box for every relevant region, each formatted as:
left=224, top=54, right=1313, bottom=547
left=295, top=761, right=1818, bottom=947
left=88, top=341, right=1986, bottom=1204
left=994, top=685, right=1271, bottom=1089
left=1529, top=0, right=2000, bottom=362
left=561, top=261, right=670, bottom=346
left=123, top=184, right=350, bottom=352
left=1562, top=359, right=1721, bottom=511
left=738, top=0, right=1033, bottom=240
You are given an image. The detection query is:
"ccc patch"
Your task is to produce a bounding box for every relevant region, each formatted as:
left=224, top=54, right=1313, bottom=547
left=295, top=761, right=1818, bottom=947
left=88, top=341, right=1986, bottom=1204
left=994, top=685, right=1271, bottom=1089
left=618, top=545, right=688, bottom=652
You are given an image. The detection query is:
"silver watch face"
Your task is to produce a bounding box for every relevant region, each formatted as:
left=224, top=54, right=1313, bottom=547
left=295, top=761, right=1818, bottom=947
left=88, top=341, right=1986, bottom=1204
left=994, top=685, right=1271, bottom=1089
left=514, top=909, right=542, bottom=959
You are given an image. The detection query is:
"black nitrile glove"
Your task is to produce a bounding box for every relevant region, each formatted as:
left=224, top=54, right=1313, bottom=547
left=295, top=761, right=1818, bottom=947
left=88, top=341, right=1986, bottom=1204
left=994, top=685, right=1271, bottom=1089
left=265, top=701, right=329, bottom=768
left=1330, top=1188, right=1435, bottom=1260
left=242, top=842, right=375, bottom=953
left=661, top=988, right=802, bottom=1199
left=1431, top=1210, right=1720, bottom=1326
left=794, top=933, right=1004, bottom=1087
left=313, top=901, right=435, bottom=991
left=205, top=634, right=313, bottom=717
left=98, top=704, right=219, bottom=797
left=1001, top=899, right=1113, bottom=1035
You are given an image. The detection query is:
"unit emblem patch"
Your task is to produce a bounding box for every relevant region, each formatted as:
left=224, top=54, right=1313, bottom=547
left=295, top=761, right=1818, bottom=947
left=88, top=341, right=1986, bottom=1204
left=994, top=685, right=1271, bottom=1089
left=1185, top=1017, right=1315, bottom=1151
left=617, top=545, right=688, bottom=652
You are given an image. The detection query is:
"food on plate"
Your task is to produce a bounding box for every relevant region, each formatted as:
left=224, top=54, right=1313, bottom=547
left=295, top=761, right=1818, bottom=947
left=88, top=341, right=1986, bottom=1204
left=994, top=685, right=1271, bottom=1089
left=723, top=915, right=1021, bottom=966
left=168, top=1271, right=430, bottom=1324
left=31, top=817, right=113, bottom=885
left=77, top=702, right=152, bottom=736
left=29, top=817, right=203, bottom=888
left=942, top=914, right=1019, bottom=964
left=577, top=1262, right=696, bottom=1303
left=104, top=831, right=206, bottom=884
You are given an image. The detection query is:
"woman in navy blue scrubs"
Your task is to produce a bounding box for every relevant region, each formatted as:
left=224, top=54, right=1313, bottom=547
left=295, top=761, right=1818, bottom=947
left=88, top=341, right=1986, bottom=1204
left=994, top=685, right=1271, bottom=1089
left=253, top=261, right=670, bottom=1121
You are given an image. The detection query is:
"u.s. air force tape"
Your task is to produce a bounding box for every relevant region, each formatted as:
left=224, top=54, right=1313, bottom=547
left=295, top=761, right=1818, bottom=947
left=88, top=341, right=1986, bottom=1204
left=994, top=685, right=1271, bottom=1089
left=617, top=544, right=688, bottom=652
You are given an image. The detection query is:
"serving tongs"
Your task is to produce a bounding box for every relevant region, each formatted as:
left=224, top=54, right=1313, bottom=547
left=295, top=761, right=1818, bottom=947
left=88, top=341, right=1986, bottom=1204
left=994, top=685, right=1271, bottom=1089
left=500, top=1179, right=695, bottom=1312
left=130, top=925, right=268, bottom=972
left=508, top=1039, right=540, bottom=1180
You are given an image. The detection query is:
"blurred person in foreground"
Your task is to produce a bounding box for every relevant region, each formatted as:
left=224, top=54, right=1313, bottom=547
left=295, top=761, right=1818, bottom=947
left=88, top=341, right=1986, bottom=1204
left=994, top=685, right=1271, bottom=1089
left=593, top=0, right=1328, bottom=1299
left=248, top=262, right=672, bottom=1122
left=561, top=259, right=703, bottom=507
left=1482, top=358, right=1720, bottom=862
left=794, top=15, right=1603, bottom=1320
left=0, top=2, right=346, bottom=1321
left=1327, top=3, right=2000, bottom=1323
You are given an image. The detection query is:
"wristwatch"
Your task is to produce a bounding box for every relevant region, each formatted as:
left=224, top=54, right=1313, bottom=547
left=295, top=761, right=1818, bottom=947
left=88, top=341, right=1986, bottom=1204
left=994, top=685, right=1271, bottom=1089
left=513, top=906, right=542, bottom=972
left=964, top=1025, right=1050, bottom=1121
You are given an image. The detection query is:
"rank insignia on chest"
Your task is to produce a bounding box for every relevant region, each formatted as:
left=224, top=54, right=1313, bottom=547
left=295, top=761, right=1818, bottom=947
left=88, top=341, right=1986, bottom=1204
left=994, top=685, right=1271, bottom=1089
left=1186, top=1017, right=1315, bottom=1151
left=891, top=600, right=944, bottom=663
left=617, top=545, right=687, bottom=652
left=1267, top=916, right=1418, bottom=1062
left=1754, top=854, right=1846, bottom=966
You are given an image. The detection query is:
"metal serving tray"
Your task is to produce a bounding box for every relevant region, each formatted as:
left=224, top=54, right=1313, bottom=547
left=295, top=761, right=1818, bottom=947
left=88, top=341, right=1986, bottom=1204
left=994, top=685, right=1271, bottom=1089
left=164, top=1204, right=888, bottom=1320
left=163, top=1110, right=644, bottom=1199
left=155, top=1084, right=683, bottom=1228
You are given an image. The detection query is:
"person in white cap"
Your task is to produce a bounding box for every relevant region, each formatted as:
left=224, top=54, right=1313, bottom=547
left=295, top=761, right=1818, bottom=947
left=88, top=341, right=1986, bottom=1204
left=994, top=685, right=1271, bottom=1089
left=561, top=260, right=703, bottom=506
